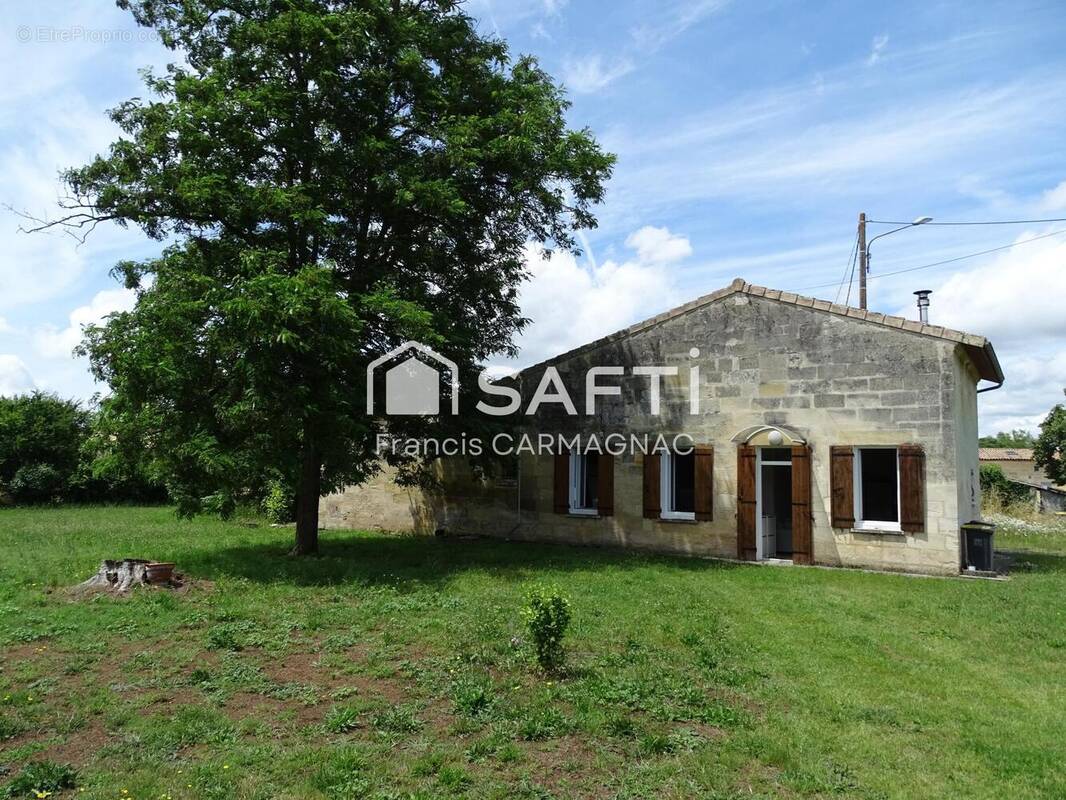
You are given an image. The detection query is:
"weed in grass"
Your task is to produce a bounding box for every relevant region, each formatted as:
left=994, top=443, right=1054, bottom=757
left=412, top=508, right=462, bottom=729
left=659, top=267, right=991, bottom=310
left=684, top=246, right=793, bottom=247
left=0, top=713, right=25, bottom=741
left=309, top=746, right=372, bottom=799
left=517, top=706, right=573, bottom=741
left=451, top=674, right=494, bottom=718
left=437, top=764, right=472, bottom=790
left=604, top=713, right=639, bottom=739
left=371, top=705, right=422, bottom=735
left=2, top=760, right=76, bottom=798
left=324, top=703, right=363, bottom=734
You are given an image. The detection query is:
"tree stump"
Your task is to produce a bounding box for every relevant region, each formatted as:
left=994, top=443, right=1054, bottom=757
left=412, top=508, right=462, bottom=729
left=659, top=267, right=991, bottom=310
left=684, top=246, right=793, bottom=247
left=72, top=559, right=166, bottom=594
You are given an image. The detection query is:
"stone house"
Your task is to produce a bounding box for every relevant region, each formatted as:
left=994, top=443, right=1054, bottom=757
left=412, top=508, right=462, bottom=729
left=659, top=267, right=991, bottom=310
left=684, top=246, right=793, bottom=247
left=323, top=279, right=1004, bottom=576
left=978, top=448, right=1058, bottom=488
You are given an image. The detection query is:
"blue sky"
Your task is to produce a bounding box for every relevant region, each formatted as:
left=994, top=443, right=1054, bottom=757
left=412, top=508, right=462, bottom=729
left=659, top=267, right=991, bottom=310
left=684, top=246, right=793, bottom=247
left=1, top=0, right=1065, bottom=434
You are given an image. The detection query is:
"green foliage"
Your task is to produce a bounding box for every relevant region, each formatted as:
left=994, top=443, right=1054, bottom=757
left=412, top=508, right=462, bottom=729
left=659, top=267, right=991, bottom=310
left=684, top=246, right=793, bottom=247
left=978, top=429, right=1037, bottom=448
left=0, top=393, right=87, bottom=502
left=980, top=464, right=1031, bottom=508
left=523, top=584, right=572, bottom=671
left=324, top=704, right=363, bottom=734
left=0, top=392, right=165, bottom=505
left=8, top=464, right=64, bottom=504
left=2, top=760, right=76, bottom=798
left=263, top=480, right=295, bottom=524
left=51, top=0, right=613, bottom=552
left=1035, top=404, right=1066, bottom=486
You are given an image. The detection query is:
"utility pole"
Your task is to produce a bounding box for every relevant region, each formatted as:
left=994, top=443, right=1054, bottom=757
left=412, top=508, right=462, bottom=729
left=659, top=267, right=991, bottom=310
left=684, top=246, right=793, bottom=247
left=857, top=212, right=867, bottom=310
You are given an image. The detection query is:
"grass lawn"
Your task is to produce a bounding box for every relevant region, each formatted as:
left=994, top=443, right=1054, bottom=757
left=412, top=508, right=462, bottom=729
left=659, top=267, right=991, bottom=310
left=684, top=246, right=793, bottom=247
left=1, top=507, right=1064, bottom=799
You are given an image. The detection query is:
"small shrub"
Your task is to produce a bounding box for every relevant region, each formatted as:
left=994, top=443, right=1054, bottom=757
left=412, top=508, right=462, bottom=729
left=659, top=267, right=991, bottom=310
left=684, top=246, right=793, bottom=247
left=263, top=481, right=295, bottom=524
left=9, top=464, right=64, bottom=504
left=523, top=585, right=572, bottom=671
left=3, top=760, right=77, bottom=798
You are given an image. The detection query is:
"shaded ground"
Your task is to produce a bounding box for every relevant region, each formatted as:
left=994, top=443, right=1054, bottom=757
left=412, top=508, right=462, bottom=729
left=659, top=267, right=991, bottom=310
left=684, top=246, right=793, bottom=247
left=0, top=506, right=1065, bottom=798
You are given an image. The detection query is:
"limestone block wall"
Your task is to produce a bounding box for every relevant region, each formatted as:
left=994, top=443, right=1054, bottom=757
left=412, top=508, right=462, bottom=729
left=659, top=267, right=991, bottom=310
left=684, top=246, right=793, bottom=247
left=323, top=293, right=985, bottom=576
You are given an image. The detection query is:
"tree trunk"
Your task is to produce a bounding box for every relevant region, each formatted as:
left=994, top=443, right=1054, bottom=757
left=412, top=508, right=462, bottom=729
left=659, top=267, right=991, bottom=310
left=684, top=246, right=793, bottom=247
left=291, top=439, right=321, bottom=556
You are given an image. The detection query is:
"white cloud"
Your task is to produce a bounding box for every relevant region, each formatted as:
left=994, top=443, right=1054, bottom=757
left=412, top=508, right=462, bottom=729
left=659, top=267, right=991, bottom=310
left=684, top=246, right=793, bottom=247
left=632, top=0, right=729, bottom=52
left=503, top=227, right=692, bottom=366
left=624, top=226, right=693, bottom=264
left=929, top=235, right=1066, bottom=343
left=0, top=355, right=34, bottom=396
left=1041, top=180, right=1066, bottom=211
left=561, top=55, right=634, bottom=94
left=866, top=34, right=889, bottom=66
left=895, top=235, right=1066, bottom=434
left=34, top=287, right=137, bottom=360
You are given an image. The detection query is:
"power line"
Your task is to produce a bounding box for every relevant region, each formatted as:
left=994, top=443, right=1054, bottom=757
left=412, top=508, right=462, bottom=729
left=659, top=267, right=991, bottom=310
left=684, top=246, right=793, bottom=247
left=800, top=227, right=1066, bottom=293
left=834, top=230, right=859, bottom=304
left=868, top=217, right=1066, bottom=226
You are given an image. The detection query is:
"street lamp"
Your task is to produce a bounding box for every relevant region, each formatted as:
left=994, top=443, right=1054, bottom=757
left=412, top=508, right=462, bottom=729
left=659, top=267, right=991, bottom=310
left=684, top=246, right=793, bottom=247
left=858, top=215, right=933, bottom=309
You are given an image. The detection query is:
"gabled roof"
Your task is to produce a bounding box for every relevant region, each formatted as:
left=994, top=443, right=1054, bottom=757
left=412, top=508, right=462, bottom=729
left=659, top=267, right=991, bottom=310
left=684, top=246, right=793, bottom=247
left=524, top=278, right=1004, bottom=385
left=979, top=448, right=1034, bottom=461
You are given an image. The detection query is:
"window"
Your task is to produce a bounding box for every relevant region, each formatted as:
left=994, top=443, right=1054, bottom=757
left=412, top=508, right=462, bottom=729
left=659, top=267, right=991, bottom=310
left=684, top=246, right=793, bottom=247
left=569, top=452, right=599, bottom=515
left=854, top=447, right=900, bottom=530
left=661, top=450, right=696, bottom=520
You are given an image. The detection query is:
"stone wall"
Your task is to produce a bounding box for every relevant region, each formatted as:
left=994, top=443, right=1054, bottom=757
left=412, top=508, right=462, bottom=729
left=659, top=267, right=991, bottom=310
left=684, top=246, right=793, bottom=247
left=323, top=292, right=985, bottom=575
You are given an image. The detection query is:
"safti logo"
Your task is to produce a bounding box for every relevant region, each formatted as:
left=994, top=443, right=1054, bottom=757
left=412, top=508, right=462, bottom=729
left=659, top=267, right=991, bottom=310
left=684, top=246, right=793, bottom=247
left=366, top=342, right=459, bottom=416
left=367, top=340, right=705, bottom=419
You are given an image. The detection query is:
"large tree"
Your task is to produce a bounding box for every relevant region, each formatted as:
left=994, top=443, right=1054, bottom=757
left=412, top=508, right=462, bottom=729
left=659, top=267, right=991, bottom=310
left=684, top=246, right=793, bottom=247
left=41, top=0, right=613, bottom=553
left=1034, top=405, right=1066, bottom=486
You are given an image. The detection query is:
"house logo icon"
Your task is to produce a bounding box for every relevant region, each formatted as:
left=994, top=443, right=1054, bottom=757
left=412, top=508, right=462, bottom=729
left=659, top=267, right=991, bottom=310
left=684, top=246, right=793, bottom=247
left=366, top=341, right=459, bottom=416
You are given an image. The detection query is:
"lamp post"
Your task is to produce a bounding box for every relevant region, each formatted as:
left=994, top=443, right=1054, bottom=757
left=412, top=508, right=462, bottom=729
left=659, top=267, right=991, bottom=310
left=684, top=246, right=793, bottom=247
left=858, top=215, right=933, bottom=309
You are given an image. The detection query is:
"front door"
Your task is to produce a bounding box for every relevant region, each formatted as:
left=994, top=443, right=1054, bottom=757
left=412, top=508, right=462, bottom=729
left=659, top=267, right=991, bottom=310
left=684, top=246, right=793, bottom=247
left=737, top=442, right=812, bottom=564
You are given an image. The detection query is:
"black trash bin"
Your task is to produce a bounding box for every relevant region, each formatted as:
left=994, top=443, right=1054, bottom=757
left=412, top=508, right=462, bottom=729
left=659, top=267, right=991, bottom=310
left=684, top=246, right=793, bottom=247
left=961, top=522, right=995, bottom=572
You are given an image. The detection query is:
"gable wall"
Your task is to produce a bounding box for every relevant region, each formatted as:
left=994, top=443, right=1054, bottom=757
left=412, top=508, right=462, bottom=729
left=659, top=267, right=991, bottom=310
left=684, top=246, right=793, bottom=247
left=323, top=293, right=981, bottom=575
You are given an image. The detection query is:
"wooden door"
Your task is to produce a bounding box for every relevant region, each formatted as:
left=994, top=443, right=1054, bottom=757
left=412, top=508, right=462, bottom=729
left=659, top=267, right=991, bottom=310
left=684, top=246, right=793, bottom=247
left=737, top=446, right=757, bottom=561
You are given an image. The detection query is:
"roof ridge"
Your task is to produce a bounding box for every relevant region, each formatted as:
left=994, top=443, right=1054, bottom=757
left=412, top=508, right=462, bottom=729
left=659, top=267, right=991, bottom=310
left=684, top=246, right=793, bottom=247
left=514, top=277, right=1003, bottom=384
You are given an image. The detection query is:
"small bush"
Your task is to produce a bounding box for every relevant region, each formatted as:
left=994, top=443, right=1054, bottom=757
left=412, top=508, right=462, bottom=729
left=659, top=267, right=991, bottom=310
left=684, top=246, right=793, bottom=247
left=9, top=464, right=64, bottom=504
left=979, top=464, right=1030, bottom=510
left=523, top=585, right=572, bottom=672
left=3, top=760, right=77, bottom=798
left=263, top=481, right=295, bottom=524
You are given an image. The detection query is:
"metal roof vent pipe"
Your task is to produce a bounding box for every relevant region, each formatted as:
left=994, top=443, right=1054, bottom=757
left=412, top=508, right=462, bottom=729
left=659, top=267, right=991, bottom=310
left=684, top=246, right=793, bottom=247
left=914, top=289, right=932, bottom=324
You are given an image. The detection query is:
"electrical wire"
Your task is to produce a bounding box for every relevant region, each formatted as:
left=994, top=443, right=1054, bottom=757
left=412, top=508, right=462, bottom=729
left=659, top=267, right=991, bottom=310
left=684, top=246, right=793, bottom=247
left=834, top=230, right=859, bottom=304
left=800, top=227, right=1066, bottom=293
left=868, top=217, right=1066, bottom=226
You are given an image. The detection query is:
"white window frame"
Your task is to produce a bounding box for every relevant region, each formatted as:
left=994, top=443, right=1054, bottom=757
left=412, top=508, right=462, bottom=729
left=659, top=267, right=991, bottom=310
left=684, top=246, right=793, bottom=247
left=568, top=452, right=598, bottom=516
left=852, top=446, right=902, bottom=532
left=660, top=451, right=696, bottom=521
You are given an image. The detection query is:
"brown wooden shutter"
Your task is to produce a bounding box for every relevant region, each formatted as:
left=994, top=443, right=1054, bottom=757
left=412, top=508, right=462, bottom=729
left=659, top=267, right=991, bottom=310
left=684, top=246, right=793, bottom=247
left=642, top=453, right=660, bottom=519
left=791, top=445, right=813, bottom=564
left=736, top=446, right=757, bottom=561
left=899, top=444, right=926, bottom=533
left=597, top=453, right=614, bottom=517
left=553, top=453, right=569, bottom=515
left=829, top=446, right=855, bottom=529
left=694, top=445, right=714, bottom=521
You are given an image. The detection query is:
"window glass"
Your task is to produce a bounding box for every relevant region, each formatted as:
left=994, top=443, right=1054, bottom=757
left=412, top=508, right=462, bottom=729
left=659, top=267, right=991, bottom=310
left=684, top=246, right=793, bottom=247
left=762, top=448, right=792, bottom=462
left=670, top=451, right=696, bottom=514
left=581, top=454, right=599, bottom=510
left=859, top=448, right=898, bottom=523
left=570, top=453, right=598, bottom=512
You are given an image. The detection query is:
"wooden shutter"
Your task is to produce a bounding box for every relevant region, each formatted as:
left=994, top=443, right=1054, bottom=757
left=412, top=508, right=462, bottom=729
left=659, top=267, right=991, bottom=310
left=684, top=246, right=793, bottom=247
left=553, top=453, right=569, bottom=515
left=791, top=445, right=813, bottom=564
left=597, top=453, right=614, bottom=517
left=694, top=445, right=714, bottom=521
left=642, top=453, right=661, bottom=519
left=829, top=446, right=855, bottom=529
left=736, top=446, right=757, bottom=560
left=899, top=444, right=926, bottom=533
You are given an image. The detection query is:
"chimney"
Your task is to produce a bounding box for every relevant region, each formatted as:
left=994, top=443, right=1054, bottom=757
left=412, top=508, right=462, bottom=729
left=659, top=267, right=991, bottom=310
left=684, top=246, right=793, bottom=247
left=913, top=289, right=932, bottom=324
